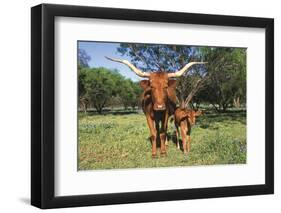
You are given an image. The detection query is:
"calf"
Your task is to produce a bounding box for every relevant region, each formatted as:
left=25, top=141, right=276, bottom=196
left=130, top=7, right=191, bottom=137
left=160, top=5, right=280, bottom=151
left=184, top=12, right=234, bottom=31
left=174, top=108, right=202, bottom=154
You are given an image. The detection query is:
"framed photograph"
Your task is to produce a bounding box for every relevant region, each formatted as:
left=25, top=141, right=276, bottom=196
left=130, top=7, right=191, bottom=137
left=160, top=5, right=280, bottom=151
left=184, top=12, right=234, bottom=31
left=31, top=3, right=274, bottom=209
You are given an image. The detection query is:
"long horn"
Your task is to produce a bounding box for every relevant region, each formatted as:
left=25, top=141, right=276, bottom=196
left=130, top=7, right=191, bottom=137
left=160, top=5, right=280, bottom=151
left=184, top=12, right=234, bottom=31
left=105, top=57, right=150, bottom=78
left=167, top=62, right=207, bottom=78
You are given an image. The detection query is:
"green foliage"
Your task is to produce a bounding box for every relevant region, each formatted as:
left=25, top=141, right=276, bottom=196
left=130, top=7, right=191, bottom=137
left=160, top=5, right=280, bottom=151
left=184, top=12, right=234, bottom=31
left=82, top=67, right=118, bottom=113
left=77, top=44, right=247, bottom=171
left=118, top=80, right=142, bottom=109
left=78, top=67, right=87, bottom=97
left=78, top=45, right=246, bottom=113
left=78, top=110, right=246, bottom=170
left=116, top=44, right=246, bottom=112
left=79, top=67, right=142, bottom=113
left=117, top=43, right=199, bottom=71
left=78, top=48, right=91, bottom=99
left=198, top=47, right=247, bottom=112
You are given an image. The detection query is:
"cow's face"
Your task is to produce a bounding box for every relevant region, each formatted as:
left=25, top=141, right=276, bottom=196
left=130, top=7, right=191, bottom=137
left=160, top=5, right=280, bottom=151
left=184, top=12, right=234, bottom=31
left=140, top=73, right=177, bottom=111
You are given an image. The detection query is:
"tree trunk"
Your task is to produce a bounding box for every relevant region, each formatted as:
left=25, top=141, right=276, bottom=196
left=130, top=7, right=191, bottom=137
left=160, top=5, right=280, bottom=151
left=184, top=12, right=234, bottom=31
left=190, top=101, right=195, bottom=110
left=94, top=104, right=103, bottom=114
left=222, top=103, right=228, bottom=112
left=212, top=103, right=220, bottom=113
left=196, top=102, right=201, bottom=110
left=179, top=100, right=185, bottom=109
left=83, top=104, right=87, bottom=114
left=233, top=96, right=240, bottom=108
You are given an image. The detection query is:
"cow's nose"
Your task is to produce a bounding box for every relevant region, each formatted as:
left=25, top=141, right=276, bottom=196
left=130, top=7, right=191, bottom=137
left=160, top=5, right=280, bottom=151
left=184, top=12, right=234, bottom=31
left=154, top=104, right=166, bottom=110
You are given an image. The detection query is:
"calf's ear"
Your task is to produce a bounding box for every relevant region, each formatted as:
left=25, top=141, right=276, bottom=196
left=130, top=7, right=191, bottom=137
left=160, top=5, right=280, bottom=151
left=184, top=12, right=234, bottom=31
left=195, top=110, right=202, bottom=116
left=140, top=80, right=150, bottom=90
left=168, top=79, right=177, bottom=88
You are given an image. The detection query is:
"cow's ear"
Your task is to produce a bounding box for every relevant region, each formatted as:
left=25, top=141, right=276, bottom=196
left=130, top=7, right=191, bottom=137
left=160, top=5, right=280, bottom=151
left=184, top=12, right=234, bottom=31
left=168, top=79, right=177, bottom=88
left=140, top=80, right=150, bottom=90
left=167, top=80, right=178, bottom=104
left=195, top=110, right=202, bottom=116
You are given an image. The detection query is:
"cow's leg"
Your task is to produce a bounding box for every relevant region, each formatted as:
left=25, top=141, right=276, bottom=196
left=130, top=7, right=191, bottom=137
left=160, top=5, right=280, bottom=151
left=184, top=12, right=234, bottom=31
left=160, top=111, right=169, bottom=156
left=180, top=121, right=188, bottom=154
left=160, top=133, right=166, bottom=156
left=187, top=135, right=191, bottom=153
left=187, top=123, right=191, bottom=153
left=165, top=113, right=171, bottom=147
left=146, top=115, right=157, bottom=158
left=165, top=137, right=168, bottom=146
left=175, top=124, right=180, bottom=149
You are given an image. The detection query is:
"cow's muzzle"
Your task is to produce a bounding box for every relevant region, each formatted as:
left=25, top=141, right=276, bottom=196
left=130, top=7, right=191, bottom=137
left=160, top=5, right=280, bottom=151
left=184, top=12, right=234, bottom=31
left=153, top=104, right=166, bottom=111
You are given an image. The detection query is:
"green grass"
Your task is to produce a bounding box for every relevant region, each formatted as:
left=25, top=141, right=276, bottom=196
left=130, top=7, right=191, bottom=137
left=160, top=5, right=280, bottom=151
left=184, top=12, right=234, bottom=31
left=78, top=110, right=246, bottom=170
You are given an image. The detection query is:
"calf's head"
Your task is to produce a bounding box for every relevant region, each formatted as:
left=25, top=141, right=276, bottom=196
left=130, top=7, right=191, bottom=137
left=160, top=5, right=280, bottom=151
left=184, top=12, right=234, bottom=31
left=187, top=110, right=202, bottom=125
left=105, top=57, right=206, bottom=111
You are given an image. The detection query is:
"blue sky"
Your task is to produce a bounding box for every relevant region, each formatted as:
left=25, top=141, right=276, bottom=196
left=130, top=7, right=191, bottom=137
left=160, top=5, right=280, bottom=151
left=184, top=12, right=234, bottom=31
left=78, top=41, right=142, bottom=82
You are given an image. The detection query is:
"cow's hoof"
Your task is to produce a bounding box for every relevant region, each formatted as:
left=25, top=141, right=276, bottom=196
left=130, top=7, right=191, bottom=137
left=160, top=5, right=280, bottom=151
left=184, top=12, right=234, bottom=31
left=152, top=153, right=157, bottom=158
left=160, top=152, right=167, bottom=157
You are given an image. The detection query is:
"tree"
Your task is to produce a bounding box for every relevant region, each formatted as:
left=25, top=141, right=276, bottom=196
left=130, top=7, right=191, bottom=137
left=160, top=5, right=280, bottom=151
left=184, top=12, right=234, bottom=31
left=130, top=81, right=142, bottom=109
left=78, top=67, right=87, bottom=98
left=78, top=48, right=91, bottom=68
left=81, top=67, right=142, bottom=113
left=118, top=80, right=142, bottom=110
left=78, top=48, right=91, bottom=103
left=83, top=67, right=118, bottom=114
left=117, top=43, right=206, bottom=107
left=197, top=47, right=246, bottom=112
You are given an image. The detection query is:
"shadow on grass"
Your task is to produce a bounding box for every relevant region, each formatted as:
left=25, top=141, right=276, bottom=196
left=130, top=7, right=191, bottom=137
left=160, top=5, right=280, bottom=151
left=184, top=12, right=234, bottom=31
left=198, top=110, right=246, bottom=128
left=81, top=109, right=142, bottom=116
left=80, top=108, right=246, bottom=133
left=168, top=132, right=186, bottom=152
left=145, top=132, right=185, bottom=152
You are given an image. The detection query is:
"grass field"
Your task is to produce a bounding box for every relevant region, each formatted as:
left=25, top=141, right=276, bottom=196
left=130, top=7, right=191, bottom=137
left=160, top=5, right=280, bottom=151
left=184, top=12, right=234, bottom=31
left=78, top=109, right=246, bottom=170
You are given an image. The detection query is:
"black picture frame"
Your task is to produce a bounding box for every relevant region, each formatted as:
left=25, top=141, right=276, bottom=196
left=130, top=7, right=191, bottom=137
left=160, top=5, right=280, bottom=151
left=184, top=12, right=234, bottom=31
left=31, top=3, right=274, bottom=209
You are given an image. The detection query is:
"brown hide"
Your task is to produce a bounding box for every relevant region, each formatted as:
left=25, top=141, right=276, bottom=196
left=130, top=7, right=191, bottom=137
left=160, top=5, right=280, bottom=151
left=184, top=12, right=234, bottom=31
left=139, top=72, right=177, bottom=157
left=174, top=107, right=202, bottom=154
left=140, top=72, right=177, bottom=113
left=174, top=108, right=202, bottom=126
